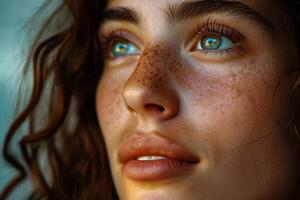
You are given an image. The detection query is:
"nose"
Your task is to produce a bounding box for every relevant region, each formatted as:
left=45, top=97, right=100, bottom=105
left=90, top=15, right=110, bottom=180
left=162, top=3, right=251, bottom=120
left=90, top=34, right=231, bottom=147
left=122, top=46, right=180, bottom=121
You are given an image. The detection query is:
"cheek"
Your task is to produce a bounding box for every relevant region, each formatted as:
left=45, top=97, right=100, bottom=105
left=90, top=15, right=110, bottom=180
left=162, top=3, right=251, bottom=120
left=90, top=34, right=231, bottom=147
left=178, top=57, right=292, bottom=155
left=97, top=80, right=123, bottom=131
left=95, top=69, right=132, bottom=155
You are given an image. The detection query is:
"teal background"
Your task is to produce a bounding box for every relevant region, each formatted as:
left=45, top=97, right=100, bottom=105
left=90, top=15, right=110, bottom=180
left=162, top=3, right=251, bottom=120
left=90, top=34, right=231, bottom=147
left=0, top=0, right=46, bottom=198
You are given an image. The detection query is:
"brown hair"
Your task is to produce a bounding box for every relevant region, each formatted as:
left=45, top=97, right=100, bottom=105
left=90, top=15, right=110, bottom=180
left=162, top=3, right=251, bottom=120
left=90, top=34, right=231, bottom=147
left=1, top=0, right=300, bottom=199
left=1, top=0, right=118, bottom=199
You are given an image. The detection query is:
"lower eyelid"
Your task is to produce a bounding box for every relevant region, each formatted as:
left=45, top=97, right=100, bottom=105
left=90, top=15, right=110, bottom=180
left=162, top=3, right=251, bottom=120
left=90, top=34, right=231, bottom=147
left=199, top=48, right=232, bottom=56
left=190, top=45, right=245, bottom=62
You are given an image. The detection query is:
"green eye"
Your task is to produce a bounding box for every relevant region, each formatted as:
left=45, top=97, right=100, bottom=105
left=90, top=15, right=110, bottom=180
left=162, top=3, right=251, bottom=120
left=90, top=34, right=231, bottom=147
left=197, top=34, right=234, bottom=51
left=111, top=41, right=139, bottom=57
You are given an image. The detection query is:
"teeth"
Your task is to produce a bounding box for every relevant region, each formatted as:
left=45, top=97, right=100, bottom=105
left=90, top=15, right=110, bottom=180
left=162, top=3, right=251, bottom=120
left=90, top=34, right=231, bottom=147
left=137, top=156, right=167, bottom=161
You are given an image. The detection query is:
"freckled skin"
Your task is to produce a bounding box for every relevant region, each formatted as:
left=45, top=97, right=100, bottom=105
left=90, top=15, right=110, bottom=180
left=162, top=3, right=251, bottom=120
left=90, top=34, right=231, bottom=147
left=129, top=46, right=170, bottom=93
left=96, top=0, right=300, bottom=200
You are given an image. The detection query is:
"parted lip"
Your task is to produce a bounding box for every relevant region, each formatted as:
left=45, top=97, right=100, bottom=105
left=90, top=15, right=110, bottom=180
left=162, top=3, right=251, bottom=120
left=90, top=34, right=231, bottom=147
left=118, top=133, right=200, bottom=164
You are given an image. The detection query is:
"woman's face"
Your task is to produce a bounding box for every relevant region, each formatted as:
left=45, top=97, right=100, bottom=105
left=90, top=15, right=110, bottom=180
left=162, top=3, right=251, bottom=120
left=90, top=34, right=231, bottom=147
left=96, top=0, right=300, bottom=199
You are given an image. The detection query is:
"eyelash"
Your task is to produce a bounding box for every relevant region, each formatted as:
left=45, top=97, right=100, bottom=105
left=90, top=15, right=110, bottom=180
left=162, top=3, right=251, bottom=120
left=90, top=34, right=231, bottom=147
left=195, top=18, right=244, bottom=44
left=100, top=19, right=245, bottom=59
left=191, top=19, right=245, bottom=56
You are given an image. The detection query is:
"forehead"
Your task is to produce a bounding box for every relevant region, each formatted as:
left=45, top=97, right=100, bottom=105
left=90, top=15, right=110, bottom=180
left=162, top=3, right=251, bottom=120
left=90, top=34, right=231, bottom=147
left=102, top=0, right=278, bottom=39
left=106, top=0, right=273, bottom=20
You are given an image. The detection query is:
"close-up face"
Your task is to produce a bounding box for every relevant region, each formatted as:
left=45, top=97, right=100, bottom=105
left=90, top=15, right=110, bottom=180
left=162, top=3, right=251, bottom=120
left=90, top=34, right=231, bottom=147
left=96, top=0, right=300, bottom=199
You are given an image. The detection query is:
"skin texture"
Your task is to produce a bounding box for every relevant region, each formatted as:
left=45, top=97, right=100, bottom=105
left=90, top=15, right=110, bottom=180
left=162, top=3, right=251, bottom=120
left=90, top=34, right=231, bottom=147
left=96, top=0, right=300, bottom=199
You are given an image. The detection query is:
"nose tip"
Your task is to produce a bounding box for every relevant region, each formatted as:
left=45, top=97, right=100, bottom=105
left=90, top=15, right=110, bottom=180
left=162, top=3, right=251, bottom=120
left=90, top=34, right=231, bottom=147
left=123, top=85, right=179, bottom=121
left=122, top=45, right=180, bottom=122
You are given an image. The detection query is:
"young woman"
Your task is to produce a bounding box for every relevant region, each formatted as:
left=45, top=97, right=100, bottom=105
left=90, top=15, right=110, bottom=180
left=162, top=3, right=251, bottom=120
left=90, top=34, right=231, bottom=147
left=2, top=0, right=300, bottom=199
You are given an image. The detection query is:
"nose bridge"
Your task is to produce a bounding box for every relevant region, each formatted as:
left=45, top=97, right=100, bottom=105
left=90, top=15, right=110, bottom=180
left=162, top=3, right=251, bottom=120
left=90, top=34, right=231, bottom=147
left=122, top=44, right=180, bottom=121
left=129, top=45, right=169, bottom=91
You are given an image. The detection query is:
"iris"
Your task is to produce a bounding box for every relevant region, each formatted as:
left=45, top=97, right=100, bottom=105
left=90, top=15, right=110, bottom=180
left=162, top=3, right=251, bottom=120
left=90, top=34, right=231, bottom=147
left=111, top=41, right=138, bottom=57
left=198, top=34, right=234, bottom=51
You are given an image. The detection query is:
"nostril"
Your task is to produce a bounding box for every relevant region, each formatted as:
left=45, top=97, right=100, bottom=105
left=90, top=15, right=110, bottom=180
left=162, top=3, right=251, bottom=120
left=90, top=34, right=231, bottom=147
left=145, top=104, right=165, bottom=113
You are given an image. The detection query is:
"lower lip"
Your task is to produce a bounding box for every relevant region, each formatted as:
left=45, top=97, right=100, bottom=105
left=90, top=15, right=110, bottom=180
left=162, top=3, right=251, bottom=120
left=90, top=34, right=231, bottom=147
left=122, top=158, right=197, bottom=181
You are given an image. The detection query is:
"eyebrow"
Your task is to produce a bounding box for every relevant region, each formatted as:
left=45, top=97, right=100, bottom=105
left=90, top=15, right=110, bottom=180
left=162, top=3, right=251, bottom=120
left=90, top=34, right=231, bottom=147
left=102, top=6, right=138, bottom=24
left=101, top=0, right=273, bottom=31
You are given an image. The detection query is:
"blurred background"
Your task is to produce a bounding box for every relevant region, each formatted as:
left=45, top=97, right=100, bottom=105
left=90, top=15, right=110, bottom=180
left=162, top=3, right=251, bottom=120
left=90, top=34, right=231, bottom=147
left=0, top=0, right=46, bottom=198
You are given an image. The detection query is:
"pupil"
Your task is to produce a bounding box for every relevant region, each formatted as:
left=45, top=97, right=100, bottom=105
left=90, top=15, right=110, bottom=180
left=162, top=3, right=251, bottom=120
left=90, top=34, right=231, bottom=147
left=202, top=35, right=221, bottom=50
left=113, top=43, right=128, bottom=55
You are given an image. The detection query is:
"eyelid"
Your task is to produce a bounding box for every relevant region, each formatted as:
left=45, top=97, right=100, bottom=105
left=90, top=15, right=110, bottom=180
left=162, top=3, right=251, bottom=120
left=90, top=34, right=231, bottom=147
left=99, top=28, right=143, bottom=57
left=193, top=19, right=245, bottom=44
left=185, top=18, right=246, bottom=62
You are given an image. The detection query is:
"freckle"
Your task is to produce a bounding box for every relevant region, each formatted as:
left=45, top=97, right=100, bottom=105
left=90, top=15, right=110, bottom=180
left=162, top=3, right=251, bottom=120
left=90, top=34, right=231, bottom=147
left=256, top=68, right=262, bottom=74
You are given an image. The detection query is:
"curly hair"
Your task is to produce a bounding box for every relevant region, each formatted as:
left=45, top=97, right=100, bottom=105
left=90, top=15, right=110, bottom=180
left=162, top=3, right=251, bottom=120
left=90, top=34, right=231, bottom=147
left=1, top=0, right=300, bottom=199
left=1, top=0, right=118, bottom=199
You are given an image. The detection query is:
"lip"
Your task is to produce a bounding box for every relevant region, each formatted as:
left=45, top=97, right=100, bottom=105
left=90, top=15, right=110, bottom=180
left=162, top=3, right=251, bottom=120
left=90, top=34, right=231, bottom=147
left=118, top=133, right=199, bottom=181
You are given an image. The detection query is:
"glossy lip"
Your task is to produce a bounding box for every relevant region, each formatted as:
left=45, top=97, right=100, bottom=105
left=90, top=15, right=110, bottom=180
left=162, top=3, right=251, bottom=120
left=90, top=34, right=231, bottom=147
left=118, top=133, right=200, bottom=181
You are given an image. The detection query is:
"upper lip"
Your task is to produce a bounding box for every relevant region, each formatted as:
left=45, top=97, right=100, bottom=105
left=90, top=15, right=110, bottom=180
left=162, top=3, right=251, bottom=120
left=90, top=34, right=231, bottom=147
left=118, top=133, right=200, bottom=164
